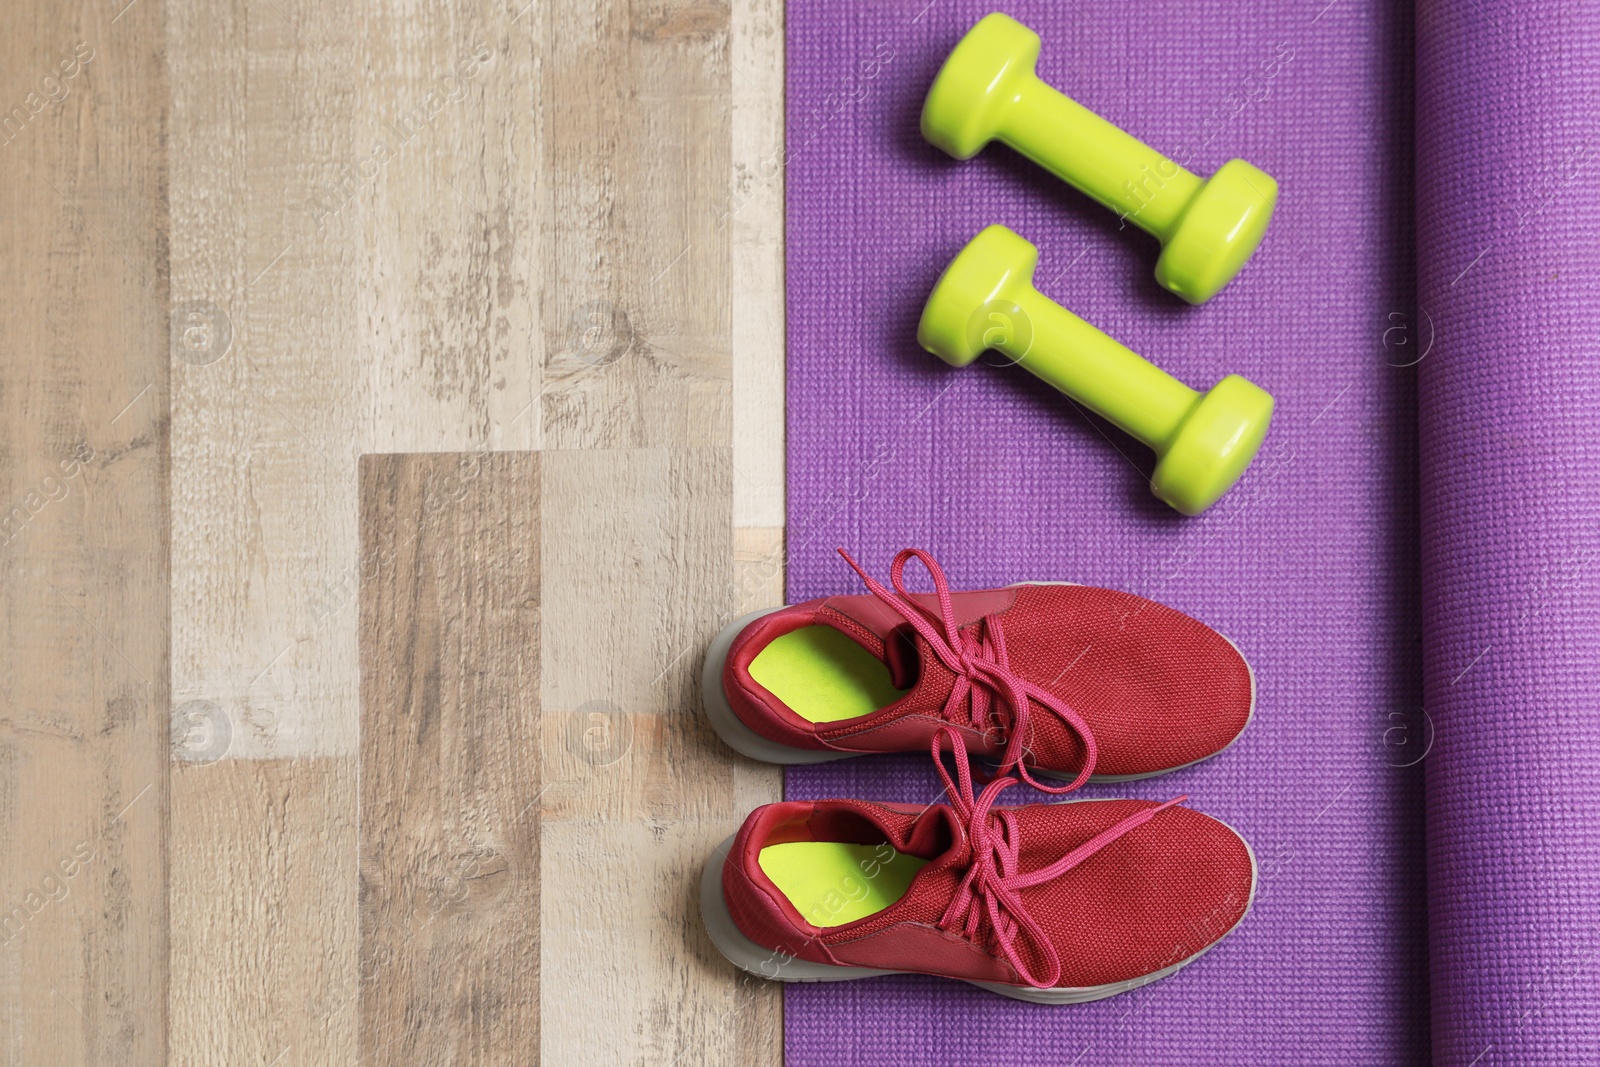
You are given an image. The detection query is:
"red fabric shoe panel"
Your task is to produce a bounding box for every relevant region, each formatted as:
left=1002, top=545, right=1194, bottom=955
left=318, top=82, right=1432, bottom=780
left=722, top=796, right=1254, bottom=991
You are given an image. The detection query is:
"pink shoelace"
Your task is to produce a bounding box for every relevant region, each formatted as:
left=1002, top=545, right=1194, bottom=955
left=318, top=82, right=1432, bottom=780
left=838, top=547, right=1097, bottom=793
left=931, top=727, right=1186, bottom=989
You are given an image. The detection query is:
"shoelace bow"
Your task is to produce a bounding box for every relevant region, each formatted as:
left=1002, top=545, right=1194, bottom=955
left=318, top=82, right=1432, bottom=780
left=931, top=727, right=1186, bottom=989
left=838, top=547, right=1097, bottom=793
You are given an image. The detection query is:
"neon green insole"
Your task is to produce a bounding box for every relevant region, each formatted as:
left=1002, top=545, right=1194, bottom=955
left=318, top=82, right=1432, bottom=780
left=747, top=625, right=908, bottom=724
left=758, top=841, right=929, bottom=927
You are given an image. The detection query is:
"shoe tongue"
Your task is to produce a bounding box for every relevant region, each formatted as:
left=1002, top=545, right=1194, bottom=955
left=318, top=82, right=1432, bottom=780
left=897, top=626, right=963, bottom=710
left=904, top=802, right=971, bottom=868
left=883, top=623, right=921, bottom=690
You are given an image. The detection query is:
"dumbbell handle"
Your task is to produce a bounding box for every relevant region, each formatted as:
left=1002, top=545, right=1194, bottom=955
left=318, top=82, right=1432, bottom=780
left=1001, top=79, right=1203, bottom=239
left=997, top=291, right=1199, bottom=449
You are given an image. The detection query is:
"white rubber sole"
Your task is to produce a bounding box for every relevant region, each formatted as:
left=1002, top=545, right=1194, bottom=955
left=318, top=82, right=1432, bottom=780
left=700, top=587, right=1258, bottom=782
left=700, top=828, right=1259, bottom=1005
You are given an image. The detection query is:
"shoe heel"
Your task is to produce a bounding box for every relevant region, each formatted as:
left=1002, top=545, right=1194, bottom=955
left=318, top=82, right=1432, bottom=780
left=701, top=609, right=855, bottom=765
left=699, top=834, right=897, bottom=983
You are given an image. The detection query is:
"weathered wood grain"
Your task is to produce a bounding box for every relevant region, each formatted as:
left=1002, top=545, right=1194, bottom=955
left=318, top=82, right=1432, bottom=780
left=0, top=1, right=171, bottom=1063
left=167, top=0, right=544, bottom=760
left=537, top=0, right=733, bottom=451
left=734, top=526, right=787, bottom=616
left=538, top=448, right=781, bottom=1066
left=163, top=1, right=367, bottom=1060
left=166, top=0, right=365, bottom=764
left=168, top=758, right=357, bottom=1067
left=4, top=0, right=788, bottom=1060
left=731, top=0, right=787, bottom=531
left=727, top=7, right=787, bottom=1050
left=353, top=2, right=542, bottom=458
left=166, top=1, right=544, bottom=1061
left=359, top=452, right=540, bottom=1066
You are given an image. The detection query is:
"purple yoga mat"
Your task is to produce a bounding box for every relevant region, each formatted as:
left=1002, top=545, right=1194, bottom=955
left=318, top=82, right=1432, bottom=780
left=783, top=1, right=1425, bottom=1063
left=1419, top=2, right=1600, bottom=1065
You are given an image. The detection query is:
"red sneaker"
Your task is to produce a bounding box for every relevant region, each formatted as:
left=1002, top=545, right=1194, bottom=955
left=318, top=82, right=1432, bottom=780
left=704, top=548, right=1254, bottom=786
left=701, top=731, right=1256, bottom=1003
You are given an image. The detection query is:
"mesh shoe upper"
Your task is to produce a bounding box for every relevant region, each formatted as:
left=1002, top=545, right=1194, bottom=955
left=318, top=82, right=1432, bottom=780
left=720, top=775, right=1255, bottom=989
left=722, top=549, right=1254, bottom=779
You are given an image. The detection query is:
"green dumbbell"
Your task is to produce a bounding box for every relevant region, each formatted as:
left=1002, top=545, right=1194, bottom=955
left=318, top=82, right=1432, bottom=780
left=922, top=12, right=1278, bottom=304
left=919, top=225, right=1274, bottom=515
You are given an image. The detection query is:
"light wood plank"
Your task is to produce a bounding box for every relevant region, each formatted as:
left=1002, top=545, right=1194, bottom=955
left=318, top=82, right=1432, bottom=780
left=734, top=526, right=787, bottom=615
left=166, top=2, right=544, bottom=1061
left=353, top=4, right=542, bottom=458
left=166, top=0, right=364, bottom=763
left=0, top=1, right=171, bottom=1063
left=168, top=759, right=357, bottom=1067
left=0, top=0, right=791, bottom=1061
left=538, top=0, right=732, bottom=450
left=168, top=0, right=543, bottom=763
left=539, top=448, right=781, bottom=1066
left=359, top=452, right=540, bottom=1066
left=731, top=0, right=787, bottom=531
left=533, top=0, right=784, bottom=1057
left=163, top=2, right=365, bottom=1061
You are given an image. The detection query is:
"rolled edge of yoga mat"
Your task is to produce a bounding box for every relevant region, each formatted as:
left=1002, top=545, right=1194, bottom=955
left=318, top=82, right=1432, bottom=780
left=1419, top=2, right=1600, bottom=1064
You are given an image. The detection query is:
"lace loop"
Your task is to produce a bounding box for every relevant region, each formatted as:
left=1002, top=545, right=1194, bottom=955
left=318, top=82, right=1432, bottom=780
left=931, top=727, right=1186, bottom=989
left=838, top=547, right=1098, bottom=793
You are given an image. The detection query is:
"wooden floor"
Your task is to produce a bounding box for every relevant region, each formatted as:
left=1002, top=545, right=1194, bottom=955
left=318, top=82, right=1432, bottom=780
left=0, top=0, right=786, bottom=1063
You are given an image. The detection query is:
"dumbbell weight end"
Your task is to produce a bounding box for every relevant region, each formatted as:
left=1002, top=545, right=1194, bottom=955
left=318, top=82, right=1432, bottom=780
left=922, top=12, right=1279, bottom=305
left=918, top=225, right=1274, bottom=515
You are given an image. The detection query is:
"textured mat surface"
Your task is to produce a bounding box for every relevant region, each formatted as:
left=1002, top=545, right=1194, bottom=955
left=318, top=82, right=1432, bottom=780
left=1418, top=2, right=1600, bottom=1064
left=783, top=0, right=1426, bottom=1063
